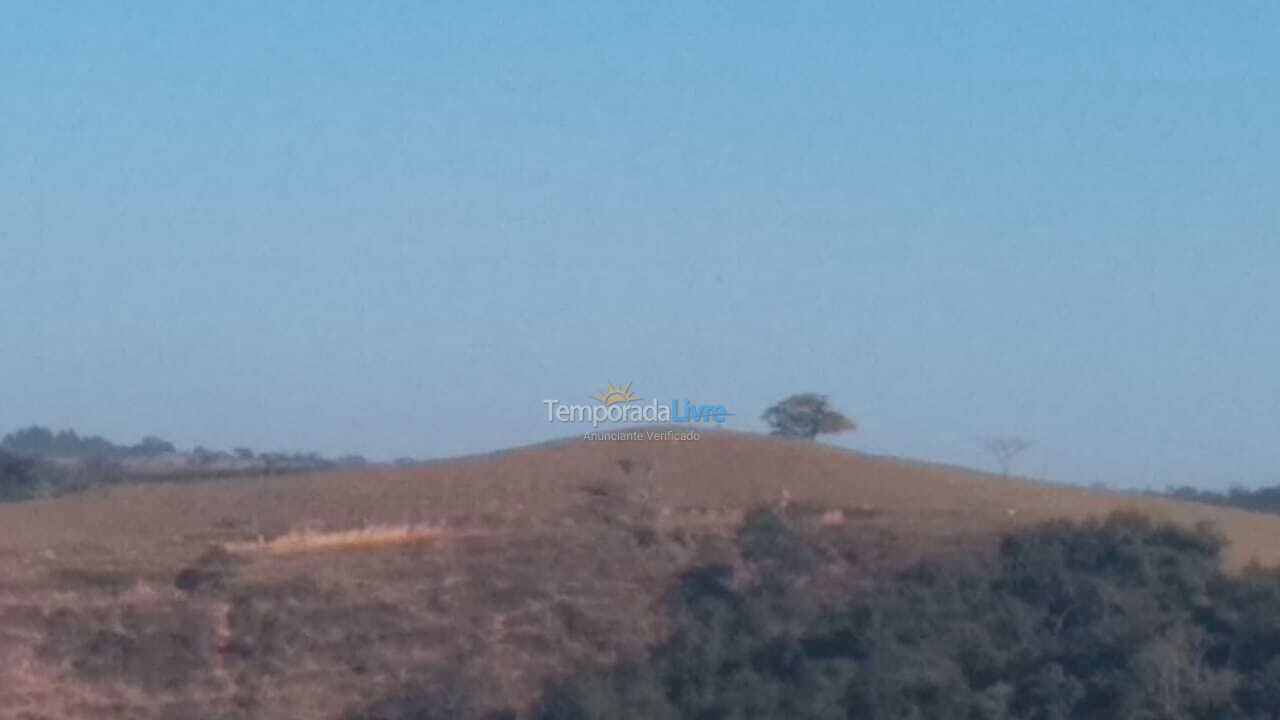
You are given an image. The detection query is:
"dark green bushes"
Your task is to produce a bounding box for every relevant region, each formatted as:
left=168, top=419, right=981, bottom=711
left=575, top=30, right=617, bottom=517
left=0, top=450, right=40, bottom=500
left=533, top=509, right=1280, bottom=720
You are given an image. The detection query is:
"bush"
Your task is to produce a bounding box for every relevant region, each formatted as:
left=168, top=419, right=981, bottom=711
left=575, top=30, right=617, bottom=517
left=529, top=510, right=1280, bottom=720
left=0, top=450, right=40, bottom=500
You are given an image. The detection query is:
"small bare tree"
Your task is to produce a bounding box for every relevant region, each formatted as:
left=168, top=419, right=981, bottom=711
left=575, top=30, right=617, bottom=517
left=762, top=393, right=856, bottom=440
left=979, top=435, right=1033, bottom=478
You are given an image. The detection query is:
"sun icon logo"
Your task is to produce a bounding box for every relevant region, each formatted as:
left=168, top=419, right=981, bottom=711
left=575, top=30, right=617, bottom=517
left=593, top=383, right=640, bottom=406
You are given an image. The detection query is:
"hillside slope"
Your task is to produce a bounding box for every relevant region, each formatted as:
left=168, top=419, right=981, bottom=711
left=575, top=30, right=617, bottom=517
left=1, top=431, right=1277, bottom=718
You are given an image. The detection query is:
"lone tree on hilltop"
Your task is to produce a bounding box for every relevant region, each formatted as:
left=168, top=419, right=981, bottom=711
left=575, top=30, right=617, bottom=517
left=762, top=393, right=856, bottom=440
left=979, top=435, right=1033, bottom=478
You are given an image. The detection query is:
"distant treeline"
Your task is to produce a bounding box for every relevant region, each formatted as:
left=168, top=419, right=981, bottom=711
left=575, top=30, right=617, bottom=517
left=1159, top=485, right=1280, bottom=516
left=0, top=425, right=379, bottom=502
left=1, top=425, right=176, bottom=459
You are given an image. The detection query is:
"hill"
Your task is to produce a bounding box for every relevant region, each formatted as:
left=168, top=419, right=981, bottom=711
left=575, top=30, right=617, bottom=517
left=1, top=430, right=1278, bottom=718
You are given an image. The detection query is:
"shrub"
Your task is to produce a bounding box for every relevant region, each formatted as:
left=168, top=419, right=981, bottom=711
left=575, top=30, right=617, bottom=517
left=529, top=510, right=1280, bottom=720
left=0, top=450, right=40, bottom=500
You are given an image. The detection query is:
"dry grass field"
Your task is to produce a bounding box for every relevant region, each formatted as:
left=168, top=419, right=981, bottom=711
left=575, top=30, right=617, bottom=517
left=1, top=430, right=1278, bottom=718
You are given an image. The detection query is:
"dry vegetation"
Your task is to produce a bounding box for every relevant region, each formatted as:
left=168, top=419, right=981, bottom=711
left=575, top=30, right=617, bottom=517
left=222, top=523, right=467, bottom=556
left=0, top=430, right=1278, bottom=718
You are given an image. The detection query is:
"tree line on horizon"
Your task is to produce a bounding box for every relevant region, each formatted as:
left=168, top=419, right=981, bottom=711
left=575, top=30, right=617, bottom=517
left=0, top=424, right=373, bottom=502
left=1157, top=484, right=1280, bottom=517
left=1, top=425, right=178, bottom=460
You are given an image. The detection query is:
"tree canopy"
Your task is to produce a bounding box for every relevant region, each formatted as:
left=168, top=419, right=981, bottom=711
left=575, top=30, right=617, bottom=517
left=761, top=393, right=856, bottom=440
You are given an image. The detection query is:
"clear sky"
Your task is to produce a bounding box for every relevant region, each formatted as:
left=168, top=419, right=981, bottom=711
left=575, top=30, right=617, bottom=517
left=2, top=2, right=1277, bottom=489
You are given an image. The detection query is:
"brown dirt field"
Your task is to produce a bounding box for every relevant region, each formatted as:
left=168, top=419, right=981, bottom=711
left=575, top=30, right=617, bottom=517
left=1, top=430, right=1277, bottom=718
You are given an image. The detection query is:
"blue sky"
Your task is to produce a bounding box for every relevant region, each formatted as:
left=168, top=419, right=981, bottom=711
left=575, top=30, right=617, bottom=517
left=2, top=2, right=1277, bottom=488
